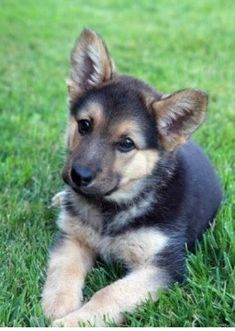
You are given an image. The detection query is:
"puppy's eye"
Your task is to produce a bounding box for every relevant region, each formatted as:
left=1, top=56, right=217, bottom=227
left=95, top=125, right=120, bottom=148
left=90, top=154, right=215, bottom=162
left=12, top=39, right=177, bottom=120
left=117, top=137, right=136, bottom=153
left=78, top=119, right=92, bottom=135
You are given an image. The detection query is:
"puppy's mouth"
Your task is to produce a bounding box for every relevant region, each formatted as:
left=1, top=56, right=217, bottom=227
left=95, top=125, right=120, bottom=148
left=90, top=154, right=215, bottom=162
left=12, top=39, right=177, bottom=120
left=75, top=184, right=119, bottom=197
left=63, top=171, right=120, bottom=198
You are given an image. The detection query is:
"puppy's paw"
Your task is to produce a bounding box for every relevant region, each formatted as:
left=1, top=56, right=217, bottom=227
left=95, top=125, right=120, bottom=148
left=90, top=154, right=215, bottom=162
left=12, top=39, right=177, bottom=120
left=42, top=290, right=82, bottom=321
left=53, top=314, right=87, bottom=327
left=53, top=316, right=80, bottom=327
left=52, top=310, right=104, bottom=327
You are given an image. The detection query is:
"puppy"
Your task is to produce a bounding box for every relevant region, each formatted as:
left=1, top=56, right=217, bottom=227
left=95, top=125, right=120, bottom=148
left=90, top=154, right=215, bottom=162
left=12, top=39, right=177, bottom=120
left=42, top=29, right=222, bottom=326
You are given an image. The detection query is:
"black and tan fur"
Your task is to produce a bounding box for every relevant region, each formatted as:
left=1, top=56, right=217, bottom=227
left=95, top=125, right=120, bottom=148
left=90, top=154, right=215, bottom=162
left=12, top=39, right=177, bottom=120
left=42, top=29, right=222, bottom=326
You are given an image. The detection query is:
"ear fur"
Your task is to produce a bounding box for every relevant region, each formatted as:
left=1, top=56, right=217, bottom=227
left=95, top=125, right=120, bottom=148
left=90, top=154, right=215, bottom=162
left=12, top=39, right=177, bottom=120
left=68, top=28, right=115, bottom=104
left=152, top=89, right=208, bottom=151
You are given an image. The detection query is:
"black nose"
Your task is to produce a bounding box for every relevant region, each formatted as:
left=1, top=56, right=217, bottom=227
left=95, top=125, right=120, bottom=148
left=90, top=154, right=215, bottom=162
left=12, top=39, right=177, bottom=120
left=71, top=164, right=95, bottom=187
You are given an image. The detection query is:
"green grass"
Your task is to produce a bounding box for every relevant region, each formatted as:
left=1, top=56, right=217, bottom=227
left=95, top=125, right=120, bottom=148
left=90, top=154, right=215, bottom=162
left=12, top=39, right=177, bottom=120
left=0, top=0, right=234, bottom=327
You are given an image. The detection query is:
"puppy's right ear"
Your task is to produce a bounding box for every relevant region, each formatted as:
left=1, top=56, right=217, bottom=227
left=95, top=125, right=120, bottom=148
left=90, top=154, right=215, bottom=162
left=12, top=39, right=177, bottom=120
left=67, top=29, right=115, bottom=105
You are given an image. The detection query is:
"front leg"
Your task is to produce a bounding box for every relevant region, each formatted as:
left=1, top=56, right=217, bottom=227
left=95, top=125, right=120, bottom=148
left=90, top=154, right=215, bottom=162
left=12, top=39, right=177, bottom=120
left=53, top=266, right=170, bottom=326
left=42, top=233, right=94, bottom=320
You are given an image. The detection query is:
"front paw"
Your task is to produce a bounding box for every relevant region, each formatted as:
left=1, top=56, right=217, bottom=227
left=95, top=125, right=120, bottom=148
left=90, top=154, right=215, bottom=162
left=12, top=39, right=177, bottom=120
left=53, top=310, right=105, bottom=327
left=53, top=314, right=89, bottom=327
left=42, top=290, right=82, bottom=321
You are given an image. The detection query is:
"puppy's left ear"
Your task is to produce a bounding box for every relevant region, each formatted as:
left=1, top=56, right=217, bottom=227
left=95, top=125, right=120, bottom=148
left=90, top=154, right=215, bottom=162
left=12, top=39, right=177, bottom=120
left=68, top=28, right=115, bottom=104
left=152, top=89, right=208, bottom=151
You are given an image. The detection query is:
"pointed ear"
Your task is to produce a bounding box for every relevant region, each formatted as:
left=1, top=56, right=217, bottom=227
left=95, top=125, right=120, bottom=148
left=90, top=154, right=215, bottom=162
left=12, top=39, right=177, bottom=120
left=152, top=89, right=208, bottom=151
left=68, top=28, right=115, bottom=104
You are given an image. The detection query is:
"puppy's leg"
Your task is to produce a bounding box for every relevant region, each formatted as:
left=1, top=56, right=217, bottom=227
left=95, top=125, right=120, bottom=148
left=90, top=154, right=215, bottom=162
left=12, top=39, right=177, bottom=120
left=42, top=233, right=95, bottom=320
left=53, top=266, right=170, bottom=326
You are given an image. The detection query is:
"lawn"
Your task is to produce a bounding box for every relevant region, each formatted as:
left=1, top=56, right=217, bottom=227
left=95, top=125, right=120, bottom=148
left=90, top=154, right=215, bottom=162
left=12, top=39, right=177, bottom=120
left=0, top=0, right=234, bottom=327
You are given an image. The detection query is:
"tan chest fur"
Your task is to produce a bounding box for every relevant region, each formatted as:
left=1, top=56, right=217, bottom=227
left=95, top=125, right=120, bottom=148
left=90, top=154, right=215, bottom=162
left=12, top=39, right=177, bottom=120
left=98, top=229, right=168, bottom=268
left=58, top=209, right=168, bottom=268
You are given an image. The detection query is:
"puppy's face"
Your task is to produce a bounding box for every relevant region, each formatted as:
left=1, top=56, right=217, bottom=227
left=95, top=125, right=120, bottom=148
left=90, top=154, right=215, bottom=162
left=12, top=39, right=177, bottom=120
left=63, top=29, right=208, bottom=202
left=63, top=81, right=161, bottom=199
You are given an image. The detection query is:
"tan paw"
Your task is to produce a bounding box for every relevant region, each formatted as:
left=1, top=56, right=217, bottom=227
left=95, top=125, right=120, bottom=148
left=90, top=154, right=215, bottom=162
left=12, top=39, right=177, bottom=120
left=53, top=310, right=104, bottom=327
left=42, top=291, right=83, bottom=321
left=53, top=314, right=88, bottom=327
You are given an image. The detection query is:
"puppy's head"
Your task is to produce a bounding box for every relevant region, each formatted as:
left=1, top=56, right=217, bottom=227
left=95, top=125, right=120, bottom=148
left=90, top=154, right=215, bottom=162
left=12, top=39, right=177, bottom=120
left=63, top=29, right=208, bottom=202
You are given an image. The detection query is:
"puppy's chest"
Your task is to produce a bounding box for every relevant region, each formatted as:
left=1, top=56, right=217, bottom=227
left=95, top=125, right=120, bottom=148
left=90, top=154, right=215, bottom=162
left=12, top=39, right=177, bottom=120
left=60, top=195, right=168, bottom=267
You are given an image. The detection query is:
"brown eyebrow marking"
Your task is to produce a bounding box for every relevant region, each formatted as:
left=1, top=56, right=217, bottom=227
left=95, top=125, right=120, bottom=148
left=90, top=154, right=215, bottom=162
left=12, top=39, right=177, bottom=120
left=77, top=101, right=105, bottom=127
left=111, top=120, right=146, bottom=148
left=67, top=115, right=80, bottom=151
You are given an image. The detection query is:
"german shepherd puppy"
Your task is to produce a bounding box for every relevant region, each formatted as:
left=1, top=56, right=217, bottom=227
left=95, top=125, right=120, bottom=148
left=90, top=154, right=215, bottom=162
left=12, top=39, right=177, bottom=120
left=42, top=29, right=222, bottom=326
